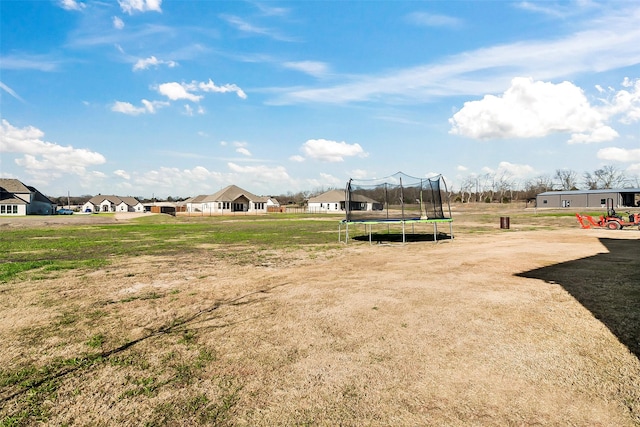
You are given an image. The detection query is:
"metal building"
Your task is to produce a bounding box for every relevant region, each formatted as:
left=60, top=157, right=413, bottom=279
left=536, top=189, right=640, bottom=209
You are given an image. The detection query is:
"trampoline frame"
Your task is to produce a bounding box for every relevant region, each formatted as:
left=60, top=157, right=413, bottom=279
left=338, top=217, right=454, bottom=244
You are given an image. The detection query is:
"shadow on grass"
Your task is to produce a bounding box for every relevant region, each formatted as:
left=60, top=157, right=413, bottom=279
left=517, top=237, right=640, bottom=359
left=352, top=232, right=453, bottom=243
left=0, top=282, right=289, bottom=405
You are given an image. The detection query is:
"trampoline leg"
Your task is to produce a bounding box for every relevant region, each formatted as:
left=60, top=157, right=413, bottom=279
left=402, top=221, right=406, bottom=244
left=433, top=223, right=437, bottom=241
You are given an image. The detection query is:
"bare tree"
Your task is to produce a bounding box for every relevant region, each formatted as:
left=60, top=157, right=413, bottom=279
left=493, top=171, right=515, bottom=202
left=583, top=165, right=627, bottom=189
left=554, top=169, right=579, bottom=190
left=477, top=172, right=495, bottom=202
left=523, top=175, right=554, bottom=199
left=458, top=176, right=476, bottom=203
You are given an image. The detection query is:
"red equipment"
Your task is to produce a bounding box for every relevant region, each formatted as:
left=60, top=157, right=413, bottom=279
left=576, top=198, right=640, bottom=230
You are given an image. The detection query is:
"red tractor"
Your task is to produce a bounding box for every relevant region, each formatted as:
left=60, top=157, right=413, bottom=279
left=576, top=198, right=640, bottom=230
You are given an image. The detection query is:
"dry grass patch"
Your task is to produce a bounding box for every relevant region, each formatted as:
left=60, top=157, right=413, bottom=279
left=1, top=211, right=639, bottom=426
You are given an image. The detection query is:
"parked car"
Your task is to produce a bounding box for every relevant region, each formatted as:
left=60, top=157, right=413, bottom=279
left=57, top=208, right=74, bottom=215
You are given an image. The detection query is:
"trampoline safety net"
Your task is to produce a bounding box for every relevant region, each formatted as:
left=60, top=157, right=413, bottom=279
left=345, top=172, right=451, bottom=222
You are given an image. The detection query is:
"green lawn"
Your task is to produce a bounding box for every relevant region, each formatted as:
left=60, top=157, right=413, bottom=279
left=0, top=215, right=342, bottom=283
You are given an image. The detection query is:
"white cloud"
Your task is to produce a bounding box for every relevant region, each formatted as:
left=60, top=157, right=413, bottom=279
left=118, top=0, right=162, bottom=15
left=0, top=119, right=106, bottom=181
left=111, top=99, right=168, bottom=115
left=289, top=155, right=305, bottom=162
left=318, top=173, right=342, bottom=186
left=156, top=80, right=246, bottom=102
left=348, top=169, right=369, bottom=179
left=113, top=16, right=125, bottom=29
left=227, top=162, right=290, bottom=181
left=597, top=147, right=640, bottom=162
left=283, top=61, right=330, bottom=78
left=494, top=161, right=536, bottom=179
left=111, top=101, right=146, bottom=115
left=199, top=79, right=247, bottom=99
left=449, top=77, right=615, bottom=143
left=456, top=165, right=468, bottom=172
left=114, top=169, right=130, bottom=179
left=133, top=56, right=177, bottom=71
left=236, top=147, right=252, bottom=156
left=157, top=82, right=202, bottom=102
left=301, top=139, right=368, bottom=162
left=599, top=77, right=640, bottom=124
left=59, top=0, right=85, bottom=11
left=567, top=126, right=619, bottom=144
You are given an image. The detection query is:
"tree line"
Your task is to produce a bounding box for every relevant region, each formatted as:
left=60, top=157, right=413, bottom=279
left=455, top=165, right=638, bottom=203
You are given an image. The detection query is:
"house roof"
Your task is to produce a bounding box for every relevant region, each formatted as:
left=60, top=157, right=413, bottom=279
left=309, top=189, right=379, bottom=204
left=538, top=188, right=640, bottom=196
left=309, top=189, right=344, bottom=203
left=0, top=178, right=31, bottom=194
left=200, top=185, right=267, bottom=203
left=87, top=195, right=142, bottom=207
left=26, top=186, right=54, bottom=204
left=0, top=196, right=27, bottom=204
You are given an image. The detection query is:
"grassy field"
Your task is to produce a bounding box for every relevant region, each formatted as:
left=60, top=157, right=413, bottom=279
left=1, top=207, right=639, bottom=426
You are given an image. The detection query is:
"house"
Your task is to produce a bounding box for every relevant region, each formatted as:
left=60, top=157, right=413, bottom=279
left=307, top=189, right=382, bottom=213
left=0, top=178, right=56, bottom=215
left=536, top=189, right=640, bottom=209
left=183, top=185, right=269, bottom=215
left=82, top=195, right=145, bottom=213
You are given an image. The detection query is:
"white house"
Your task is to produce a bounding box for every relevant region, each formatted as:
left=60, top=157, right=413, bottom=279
left=82, top=195, right=145, bottom=213
left=184, top=185, right=269, bottom=215
left=308, top=189, right=382, bottom=213
left=0, top=178, right=56, bottom=215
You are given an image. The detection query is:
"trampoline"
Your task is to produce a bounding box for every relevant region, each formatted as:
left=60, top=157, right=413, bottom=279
left=339, top=172, right=453, bottom=244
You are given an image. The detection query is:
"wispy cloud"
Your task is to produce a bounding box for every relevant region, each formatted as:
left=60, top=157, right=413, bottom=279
left=272, top=6, right=640, bottom=105
left=0, top=54, right=61, bottom=72
left=406, top=12, right=462, bottom=28
left=0, top=81, right=25, bottom=103
left=220, top=14, right=296, bottom=42
left=113, top=16, right=125, bottom=29
left=283, top=61, right=330, bottom=78
left=111, top=99, right=169, bottom=115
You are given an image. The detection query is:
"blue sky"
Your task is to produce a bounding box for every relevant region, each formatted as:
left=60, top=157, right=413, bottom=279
left=1, top=0, right=639, bottom=198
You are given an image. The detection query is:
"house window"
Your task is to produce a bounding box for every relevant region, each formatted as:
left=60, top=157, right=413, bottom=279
left=0, top=205, right=18, bottom=214
left=543, top=200, right=547, bottom=204
left=600, top=199, right=606, bottom=205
